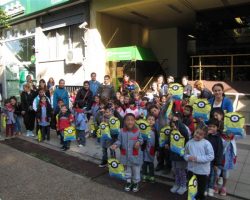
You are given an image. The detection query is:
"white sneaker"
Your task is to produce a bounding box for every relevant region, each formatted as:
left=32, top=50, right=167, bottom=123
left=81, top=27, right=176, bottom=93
left=78, top=144, right=83, bottom=147
left=29, top=131, right=35, bottom=137
left=204, top=191, right=208, bottom=196
left=176, top=186, right=187, bottom=195
left=208, top=188, right=214, bottom=197
left=26, top=131, right=30, bottom=137
left=218, top=177, right=223, bottom=185
left=170, top=185, right=179, bottom=193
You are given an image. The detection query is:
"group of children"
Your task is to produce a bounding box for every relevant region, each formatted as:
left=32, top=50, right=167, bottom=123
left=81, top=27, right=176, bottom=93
left=0, top=79, right=243, bottom=200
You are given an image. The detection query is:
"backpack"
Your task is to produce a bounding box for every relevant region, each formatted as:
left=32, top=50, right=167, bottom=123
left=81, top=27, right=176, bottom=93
left=109, top=116, right=120, bottom=136
left=170, top=129, right=185, bottom=156
left=64, top=126, right=76, bottom=141
left=224, top=112, right=245, bottom=136
left=159, top=125, right=171, bottom=147
left=168, top=83, right=184, bottom=100
left=108, top=158, right=125, bottom=180
left=99, top=122, right=111, bottom=140
left=136, top=119, right=151, bottom=141
left=188, top=175, right=198, bottom=200
left=193, top=98, right=211, bottom=121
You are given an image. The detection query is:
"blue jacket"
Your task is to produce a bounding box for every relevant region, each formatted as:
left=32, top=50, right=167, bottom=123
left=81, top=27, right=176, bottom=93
left=53, top=87, right=69, bottom=111
left=208, top=96, right=233, bottom=113
left=74, top=110, right=88, bottom=131
left=115, top=127, right=143, bottom=166
left=89, top=80, right=101, bottom=97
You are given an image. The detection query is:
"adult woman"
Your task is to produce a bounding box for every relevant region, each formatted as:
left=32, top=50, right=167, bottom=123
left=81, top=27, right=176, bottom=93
left=21, top=83, right=37, bottom=136
left=157, top=75, right=168, bottom=96
left=209, top=83, right=233, bottom=113
left=194, top=80, right=213, bottom=100
left=38, top=79, right=50, bottom=98
left=120, top=74, right=140, bottom=96
left=145, top=81, right=159, bottom=102
left=47, top=77, right=55, bottom=90
left=182, top=76, right=192, bottom=99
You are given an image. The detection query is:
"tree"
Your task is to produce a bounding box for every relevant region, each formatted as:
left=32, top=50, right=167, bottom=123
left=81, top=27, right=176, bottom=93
left=0, top=8, right=10, bottom=28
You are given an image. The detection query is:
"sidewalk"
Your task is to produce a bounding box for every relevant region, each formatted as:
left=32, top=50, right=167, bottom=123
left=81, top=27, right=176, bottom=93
left=1, top=130, right=249, bottom=200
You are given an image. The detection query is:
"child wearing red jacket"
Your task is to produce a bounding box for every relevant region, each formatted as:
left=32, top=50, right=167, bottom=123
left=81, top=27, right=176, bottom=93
left=57, top=105, right=74, bottom=151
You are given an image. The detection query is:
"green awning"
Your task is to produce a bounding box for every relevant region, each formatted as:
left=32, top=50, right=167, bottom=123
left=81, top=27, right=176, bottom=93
left=106, top=46, right=157, bottom=62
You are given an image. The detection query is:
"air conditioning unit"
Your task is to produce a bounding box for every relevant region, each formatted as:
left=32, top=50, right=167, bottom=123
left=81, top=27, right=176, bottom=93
left=65, top=49, right=82, bottom=65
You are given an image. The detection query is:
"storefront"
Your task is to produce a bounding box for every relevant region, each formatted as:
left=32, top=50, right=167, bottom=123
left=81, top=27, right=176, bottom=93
left=0, top=0, right=90, bottom=99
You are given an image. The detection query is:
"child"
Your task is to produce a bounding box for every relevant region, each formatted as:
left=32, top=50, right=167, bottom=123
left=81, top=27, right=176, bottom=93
left=160, top=95, right=168, bottom=106
left=115, top=91, right=122, bottom=101
left=169, top=112, right=189, bottom=195
left=125, top=100, right=139, bottom=119
left=99, top=106, right=118, bottom=167
left=111, top=113, right=143, bottom=192
left=133, top=92, right=141, bottom=107
left=3, top=100, right=16, bottom=138
left=206, top=119, right=223, bottom=197
left=184, top=126, right=214, bottom=200
left=36, top=96, right=52, bottom=141
left=218, top=132, right=241, bottom=196
left=10, top=96, right=22, bottom=136
left=74, top=102, right=88, bottom=147
left=182, top=105, right=195, bottom=135
left=138, top=99, right=148, bottom=119
left=149, top=97, right=172, bottom=172
left=122, top=95, right=130, bottom=111
left=53, top=99, right=64, bottom=139
left=211, top=108, right=224, bottom=134
left=142, top=115, right=158, bottom=183
left=57, top=105, right=74, bottom=151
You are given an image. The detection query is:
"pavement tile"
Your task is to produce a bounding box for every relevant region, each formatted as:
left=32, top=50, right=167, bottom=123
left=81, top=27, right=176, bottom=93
left=238, top=172, right=250, bottom=185
left=234, top=182, right=250, bottom=199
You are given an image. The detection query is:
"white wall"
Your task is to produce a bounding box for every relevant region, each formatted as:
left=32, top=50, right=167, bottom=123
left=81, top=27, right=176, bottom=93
left=149, top=28, right=178, bottom=76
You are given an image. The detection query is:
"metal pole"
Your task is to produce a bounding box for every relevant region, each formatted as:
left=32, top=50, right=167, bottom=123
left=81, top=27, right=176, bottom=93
left=199, top=56, right=201, bottom=80
left=231, top=55, right=234, bottom=82
left=191, top=57, right=194, bottom=80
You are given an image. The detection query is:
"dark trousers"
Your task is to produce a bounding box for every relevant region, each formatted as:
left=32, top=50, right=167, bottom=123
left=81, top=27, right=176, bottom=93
left=41, top=125, right=50, bottom=140
left=157, top=147, right=171, bottom=169
left=6, top=124, right=14, bottom=137
left=76, top=129, right=86, bottom=145
left=142, top=161, right=154, bottom=177
left=23, top=111, right=36, bottom=131
left=61, top=131, right=71, bottom=149
left=188, top=171, right=208, bottom=200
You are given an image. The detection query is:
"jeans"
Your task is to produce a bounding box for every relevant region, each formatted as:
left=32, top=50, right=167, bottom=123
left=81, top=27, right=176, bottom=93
left=142, top=161, right=154, bottom=177
left=102, top=147, right=115, bottom=162
left=76, top=129, right=86, bottom=145
left=125, top=165, right=141, bottom=183
left=15, top=116, right=22, bottom=132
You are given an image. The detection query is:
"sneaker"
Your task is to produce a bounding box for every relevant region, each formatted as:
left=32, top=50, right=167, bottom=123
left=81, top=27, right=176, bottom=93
left=142, top=175, right=147, bottom=182
left=148, top=176, right=155, bottom=183
left=208, top=188, right=214, bottom=197
left=170, top=185, right=179, bottom=193
left=124, top=182, right=133, bottom=192
left=214, top=185, right=219, bottom=194
left=176, top=186, right=187, bottom=195
left=29, top=131, right=35, bottom=137
left=220, top=187, right=227, bottom=196
left=99, top=161, right=107, bottom=168
left=78, top=144, right=83, bottom=147
left=132, top=183, right=139, bottom=192
left=26, top=131, right=30, bottom=137
left=204, top=191, right=208, bottom=196
left=218, top=177, right=223, bottom=185
left=62, top=147, right=68, bottom=151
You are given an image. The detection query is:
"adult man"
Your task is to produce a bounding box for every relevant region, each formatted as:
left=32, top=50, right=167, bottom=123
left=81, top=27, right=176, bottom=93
left=53, top=79, right=69, bottom=111
left=97, top=75, right=115, bottom=101
left=75, top=81, right=93, bottom=111
left=89, top=72, right=101, bottom=97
